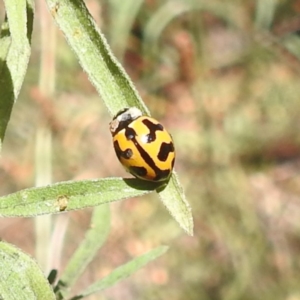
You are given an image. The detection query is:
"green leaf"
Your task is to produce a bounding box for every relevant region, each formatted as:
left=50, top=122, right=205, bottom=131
left=74, top=246, right=168, bottom=299
left=59, top=205, right=111, bottom=298
left=158, top=173, right=194, bottom=236
left=0, top=241, right=55, bottom=300
left=0, top=178, right=158, bottom=217
left=45, top=0, right=149, bottom=116
left=0, top=0, right=34, bottom=141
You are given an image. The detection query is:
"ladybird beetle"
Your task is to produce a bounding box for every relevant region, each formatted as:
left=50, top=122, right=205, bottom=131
left=109, top=107, right=175, bottom=181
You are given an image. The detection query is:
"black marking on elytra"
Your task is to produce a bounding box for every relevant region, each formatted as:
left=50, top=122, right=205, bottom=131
left=142, top=119, right=164, bottom=143
left=130, top=133, right=170, bottom=181
left=154, top=169, right=171, bottom=181
left=157, top=142, right=174, bottom=162
left=124, top=148, right=133, bottom=159
left=114, top=140, right=133, bottom=160
left=125, top=127, right=136, bottom=140
left=129, top=166, right=147, bottom=177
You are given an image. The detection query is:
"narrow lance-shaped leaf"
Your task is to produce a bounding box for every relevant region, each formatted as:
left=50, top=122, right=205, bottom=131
left=58, top=205, right=111, bottom=298
left=45, top=0, right=148, bottom=116
left=0, top=178, right=158, bottom=217
left=157, top=173, right=193, bottom=235
left=74, top=246, right=168, bottom=299
left=0, top=0, right=34, bottom=141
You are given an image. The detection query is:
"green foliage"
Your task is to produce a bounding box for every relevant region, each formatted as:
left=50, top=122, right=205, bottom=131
left=0, top=0, right=33, bottom=141
left=0, top=0, right=192, bottom=298
left=0, top=241, right=56, bottom=299
left=3, top=0, right=300, bottom=299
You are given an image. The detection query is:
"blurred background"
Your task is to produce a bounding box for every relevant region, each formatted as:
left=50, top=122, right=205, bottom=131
left=2, top=0, right=300, bottom=299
